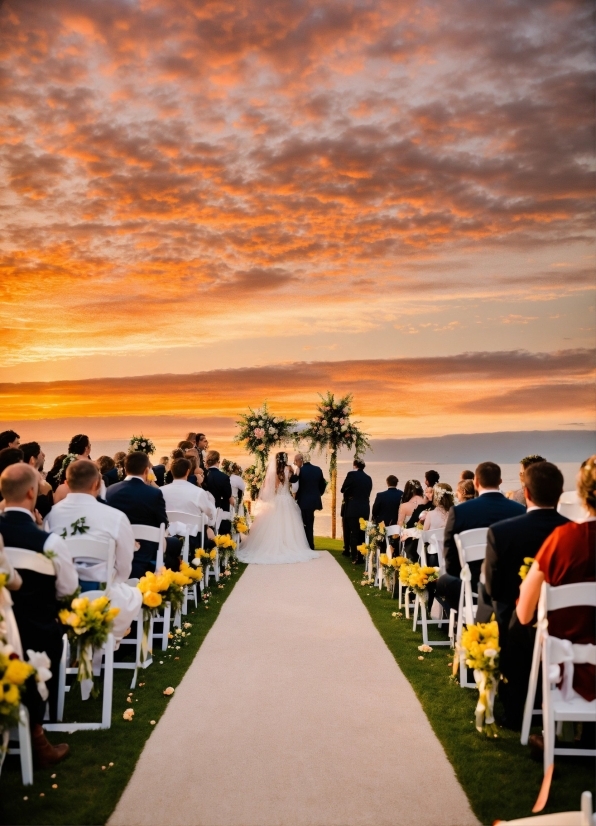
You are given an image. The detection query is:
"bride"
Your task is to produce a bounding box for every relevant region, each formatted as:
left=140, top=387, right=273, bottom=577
left=236, top=451, right=320, bottom=565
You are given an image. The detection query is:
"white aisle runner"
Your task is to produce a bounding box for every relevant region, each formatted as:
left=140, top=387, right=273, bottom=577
left=109, top=552, right=478, bottom=826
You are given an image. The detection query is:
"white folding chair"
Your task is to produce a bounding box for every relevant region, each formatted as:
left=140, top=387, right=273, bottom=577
left=494, top=791, right=594, bottom=825
left=520, top=582, right=596, bottom=808
left=454, top=528, right=488, bottom=687
left=213, top=509, right=233, bottom=583
left=6, top=705, right=34, bottom=786
left=166, top=512, right=205, bottom=614
left=411, top=528, right=450, bottom=646
left=557, top=491, right=589, bottom=523
left=377, top=525, right=400, bottom=591
left=131, top=523, right=168, bottom=650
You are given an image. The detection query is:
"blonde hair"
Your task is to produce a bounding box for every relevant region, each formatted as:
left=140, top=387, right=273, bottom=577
left=578, top=455, right=596, bottom=516
left=433, top=482, right=454, bottom=511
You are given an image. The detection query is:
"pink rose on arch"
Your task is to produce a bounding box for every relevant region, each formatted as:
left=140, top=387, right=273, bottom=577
left=254, top=427, right=265, bottom=438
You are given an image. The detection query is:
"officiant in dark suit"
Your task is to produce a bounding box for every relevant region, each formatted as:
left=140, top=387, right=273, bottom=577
left=292, top=452, right=327, bottom=550
left=341, top=458, right=373, bottom=563
left=203, top=450, right=233, bottom=534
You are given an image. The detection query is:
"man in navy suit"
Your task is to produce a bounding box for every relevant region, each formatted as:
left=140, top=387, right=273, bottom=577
left=292, top=452, right=327, bottom=550
left=372, top=475, right=403, bottom=553
left=106, top=451, right=181, bottom=576
left=436, top=461, right=525, bottom=611
left=484, top=461, right=569, bottom=727
left=203, top=450, right=233, bottom=535
left=340, top=458, right=373, bottom=563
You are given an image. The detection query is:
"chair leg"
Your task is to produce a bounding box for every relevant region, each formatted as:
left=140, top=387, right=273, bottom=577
left=102, top=635, right=114, bottom=727
left=161, top=603, right=171, bottom=650
left=421, top=602, right=429, bottom=646
left=18, top=705, right=33, bottom=786
left=56, top=634, right=68, bottom=722
left=413, top=595, right=419, bottom=632
left=521, top=626, right=543, bottom=745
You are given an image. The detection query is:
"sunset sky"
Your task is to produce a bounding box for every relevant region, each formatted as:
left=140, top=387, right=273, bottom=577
left=1, top=0, right=594, bottom=445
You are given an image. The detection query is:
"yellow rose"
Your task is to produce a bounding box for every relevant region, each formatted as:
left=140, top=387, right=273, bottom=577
left=106, top=607, right=120, bottom=622
left=71, top=597, right=89, bottom=611
left=91, top=595, right=109, bottom=612
left=143, top=591, right=162, bottom=609
left=1, top=682, right=20, bottom=706
left=4, top=659, right=34, bottom=685
left=359, top=518, right=367, bottom=530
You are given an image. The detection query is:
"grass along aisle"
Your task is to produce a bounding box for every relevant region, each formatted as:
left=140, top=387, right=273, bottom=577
left=315, top=537, right=596, bottom=825
left=0, top=562, right=247, bottom=826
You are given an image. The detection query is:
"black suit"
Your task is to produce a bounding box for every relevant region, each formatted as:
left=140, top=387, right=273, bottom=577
left=294, top=462, right=327, bottom=550
left=484, top=507, right=569, bottom=726
left=372, top=487, right=403, bottom=554
left=436, top=492, right=525, bottom=610
left=152, top=464, right=166, bottom=487
left=106, top=477, right=180, bottom=576
left=341, top=468, right=373, bottom=561
left=203, top=466, right=232, bottom=534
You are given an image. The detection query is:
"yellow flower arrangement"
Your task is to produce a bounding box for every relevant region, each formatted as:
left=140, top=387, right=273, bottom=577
left=58, top=594, right=120, bottom=695
left=0, top=645, right=35, bottom=730
left=232, top=516, right=249, bottom=535
left=398, top=562, right=439, bottom=597
left=179, top=560, right=203, bottom=582
left=214, top=534, right=237, bottom=553
left=359, top=517, right=368, bottom=531
left=194, top=548, right=218, bottom=563
left=137, top=568, right=186, bottom=615
left=518, top=557, right=535, bottom=581
left=356, top=542, right=370, bottom=557
left=458, top=621, right=500, bottom=736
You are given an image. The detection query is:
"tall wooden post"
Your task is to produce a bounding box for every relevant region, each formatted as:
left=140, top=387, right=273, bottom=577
left=330, top=450, right=337, bottom=539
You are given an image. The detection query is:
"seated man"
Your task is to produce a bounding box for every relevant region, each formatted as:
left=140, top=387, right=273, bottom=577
left=0, top=463, right=77, bottom=765
left=436, top=461, right=525, bottom=612
left=106, top=451, right=182, bottom=574
left=203, top=450, right=233, bottom=535
left=372, top=474, right=403, bottom=553
left=45, top=460, right=142, bottom=640
left=484, top=461, right=568, bottom=727
left=161, top=457, right=216, bottom=552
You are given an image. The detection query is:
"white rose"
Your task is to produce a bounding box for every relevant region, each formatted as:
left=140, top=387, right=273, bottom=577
left=268, top=427, right=276, bottom=434
left=258, top=420, right=264, bottom=425
left=321, top=419, right=327, bottom=425
left=484, top=648, right=498, bottom=658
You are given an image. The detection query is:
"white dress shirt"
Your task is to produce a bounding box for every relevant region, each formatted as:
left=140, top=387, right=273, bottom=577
left=45, top=493, right=135, bottom=584
left=161, top=479, right=217, bottom=525
left=5, top=507, right=79, bottom=598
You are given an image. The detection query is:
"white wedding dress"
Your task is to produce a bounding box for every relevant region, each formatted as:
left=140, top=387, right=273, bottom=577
left=236, top=461, right=319, bottom=565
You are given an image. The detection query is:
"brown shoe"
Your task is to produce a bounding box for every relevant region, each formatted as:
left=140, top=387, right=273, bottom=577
left=528, top=733, right=544, bottom=760
left=32, top=724, right=70, bottom=769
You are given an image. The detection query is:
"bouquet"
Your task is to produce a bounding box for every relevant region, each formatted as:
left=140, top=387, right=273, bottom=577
left=378, top=554, right=405, bottom=589
left=136, top=568, right=190, bottom=660
left=232, top=515, right=249, bottom=535
left=458, top=621, right=500, bottom=736
left=0, top=641, right=35, bottom=733
left=59, top=595, right=120, bottom=698
left=194, top=548, right=217, bottom=565
left=401, top=563, right=439, bottom=600
left=302, top=392, right=370, bottom=458
left=519, top=557, right=535, bottom=581
left=234, top=403, right=297, bottom=465
left=179, top=560, right=203, bottom=583
left=129, top=435, right=156, bottom=455
left=243, top=463, right=267, bottom=500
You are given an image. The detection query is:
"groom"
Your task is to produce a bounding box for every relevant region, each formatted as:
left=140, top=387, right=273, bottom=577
left=292, top=453, right=327, bottom=550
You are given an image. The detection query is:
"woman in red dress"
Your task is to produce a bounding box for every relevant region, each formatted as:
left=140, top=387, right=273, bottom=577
left=517, top=455, right=596, bottom=701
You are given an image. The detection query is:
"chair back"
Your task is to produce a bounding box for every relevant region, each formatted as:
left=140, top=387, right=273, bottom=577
left=420, top=528, right=445, bottom=571
left=4, top=546, right=56, bottom=577
left=385, top=525, right=400, bottom=538
left=215, top=509, right=232, bottom=533
left=557, top=491, right=589, bottom=523
left=63, top=536, right=116, bottom=588
left=132, top=523, right=166, bottom=569
left=454, top=528, right=488, bottom=568
left=541, top=581, right=596, bottom=616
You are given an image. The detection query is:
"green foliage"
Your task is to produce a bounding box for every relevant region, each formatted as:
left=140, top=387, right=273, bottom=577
left=234, top=402, right=297, bottom=467
left=301, top=392, right=370, bottom=462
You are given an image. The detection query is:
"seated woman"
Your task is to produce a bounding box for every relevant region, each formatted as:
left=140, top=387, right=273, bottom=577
left=97, top=455, right=119, bottom=488
left=165, top=448, right=185, bottom=485
left=54, top=434, right=97, bottom=504
left=184, top=451, right=199, bottom=486
left=113, top=451, right=127, bottom=481
left=517, top=455, right=596, bottom=703
left=456, top=479, right=475, bottom=503
left=45, top=453, right=66, bottom=492
left=397, top=479, right=427, bottom=561
left=422, top=484, right=454, bottom=567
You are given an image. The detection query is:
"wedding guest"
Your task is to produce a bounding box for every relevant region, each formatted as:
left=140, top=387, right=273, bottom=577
left=460, top=469, right=474, bottom=481
left=46, top=453, right=66, bottom=492
left=422, top=483, right=454, bottom=531
left=484, top=461, right=568, bottom=728
left=397, top=479, right=427, bottom=561
left=152, top=456, right=169, bottom=487
left=425, top=469, right=440, bottom=488
left=21, top=441, right=53, bottom=517
left=203, top=450, right=233, bottom=534
left=507, top=454, right=547, bottom=504
left=517, top=455, right=596, bottom=707
left=456, top=479, right=476, bottom=503
left=340, top=459, right=373, bottom=563
left=45, top=460, right=142, bottom=639
left=164, top=449, right=184, bottom=484
left=97, top=455, right=119, bottom=488
left=196, top=433, right=208, bottom=471
left=371, top=475, right=402, bottom=554
left=177, top=440, right=194, bottom=451
left=113, top=451, right=127, bottom=481
left=185, top=432, right=197, bottom=446
left=229, top=463, right=246, bottom=504
left=68, top=433, right=92, bottom=459
left=162, top=458, right=217, bottom=552
left=0, top=463, right=77, bottom=760
left=106, top=452, right=182, bottom=574
left=184, top=451, right=200, bottom=486
left=435, top=462, right=525, bottom=612
left=0, top=447, right=23, bottom=477
left=0, top=429, right=20, bottom=450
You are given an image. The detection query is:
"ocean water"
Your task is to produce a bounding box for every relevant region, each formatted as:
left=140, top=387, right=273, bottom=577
left=40, top=439, right=581, bottom=539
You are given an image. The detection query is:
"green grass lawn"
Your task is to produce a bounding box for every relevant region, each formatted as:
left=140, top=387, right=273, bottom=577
left=315, top=537, right=596, bottom=825
left=0, top=562, right=247, bottom=826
